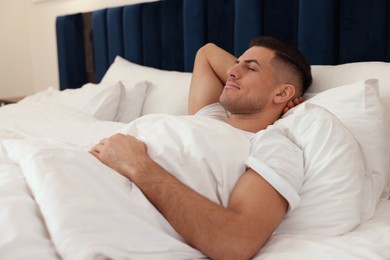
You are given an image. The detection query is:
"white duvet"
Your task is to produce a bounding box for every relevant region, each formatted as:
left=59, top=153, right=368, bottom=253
left=0, top=102, right=389, bottom=260
left=0, top=102, right=251, bottom=259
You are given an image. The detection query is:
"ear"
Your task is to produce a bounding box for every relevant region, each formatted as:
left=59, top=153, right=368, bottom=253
left=273, top=84, right=296, bottom=104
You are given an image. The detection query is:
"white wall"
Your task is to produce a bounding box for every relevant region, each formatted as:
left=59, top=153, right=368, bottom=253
left=0, top=0, right=156, bottom=98
left=0, top=1, right=33, bottom=97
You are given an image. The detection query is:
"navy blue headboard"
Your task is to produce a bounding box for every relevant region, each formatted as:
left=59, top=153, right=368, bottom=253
left=56, top=0, right=390, bottom=90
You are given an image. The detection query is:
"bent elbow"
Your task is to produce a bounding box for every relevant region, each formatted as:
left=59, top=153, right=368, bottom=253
left=209, top=239, right=265, bottom=260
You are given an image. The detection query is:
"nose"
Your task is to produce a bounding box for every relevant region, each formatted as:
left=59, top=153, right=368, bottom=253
left=227, top=63, right=239, bottom=79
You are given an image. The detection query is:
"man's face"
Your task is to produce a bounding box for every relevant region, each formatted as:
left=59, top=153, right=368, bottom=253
left=219, top=46, right=278, bottom=115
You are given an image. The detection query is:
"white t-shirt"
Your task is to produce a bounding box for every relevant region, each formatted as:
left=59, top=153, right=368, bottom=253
left=196, top=103, right=304, bottom=210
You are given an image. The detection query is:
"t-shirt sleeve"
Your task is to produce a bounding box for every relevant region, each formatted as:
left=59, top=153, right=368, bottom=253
left=246, top=125, right=304, bottom=211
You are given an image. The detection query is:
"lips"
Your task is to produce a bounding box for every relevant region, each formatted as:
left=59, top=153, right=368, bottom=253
left=224, top=81, right=240, bottom=89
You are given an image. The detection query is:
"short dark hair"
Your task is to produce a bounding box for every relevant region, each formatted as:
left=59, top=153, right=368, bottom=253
left=249, top=36, right=312, bottom=95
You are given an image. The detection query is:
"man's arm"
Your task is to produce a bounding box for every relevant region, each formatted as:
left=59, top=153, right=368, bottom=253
left=188, top=43, right=236, bottom=115
left=91, top=134, right=288, bottom=260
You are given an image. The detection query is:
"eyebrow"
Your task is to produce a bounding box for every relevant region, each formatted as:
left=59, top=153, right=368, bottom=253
left=236, top=59, right=261, bottom=66
left=244, top=59, right=260, bottom=65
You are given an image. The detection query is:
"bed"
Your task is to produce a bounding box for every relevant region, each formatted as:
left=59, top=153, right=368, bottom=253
left=1, top=0, right=390, bottom=259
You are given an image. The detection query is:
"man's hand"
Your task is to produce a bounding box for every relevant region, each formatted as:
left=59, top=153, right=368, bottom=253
left=89, top=133, right=288, bottom=259
left=282, top=96, right=304, bottom=115
left=90, top=133, right=148, bottom=180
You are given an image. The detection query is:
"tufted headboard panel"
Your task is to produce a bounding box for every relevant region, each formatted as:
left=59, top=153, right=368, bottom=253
left=56, top=0, right=390, bottom=90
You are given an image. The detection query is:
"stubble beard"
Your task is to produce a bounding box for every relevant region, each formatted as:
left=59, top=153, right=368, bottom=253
left=219, top=94, right=266, bottom=115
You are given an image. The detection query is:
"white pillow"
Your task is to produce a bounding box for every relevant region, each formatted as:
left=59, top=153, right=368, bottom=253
left=275, top=104, right=368, bottom=235
left=114, top=80, right=148, bottom=123
left=310, top=62, right=390, bottom=198
left=302, top=79, right=389, bottom=201
left=20, top=82, right=123, bottom=121
left=310, top=62, right=390, bottom=114
left=101, top=56, right=192, bottom=116
left=0, top=102, right=123, bottom=145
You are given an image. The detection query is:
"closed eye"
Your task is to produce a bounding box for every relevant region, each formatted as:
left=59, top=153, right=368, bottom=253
left=235, top=59, right=259, bottom=71
left=246, top=65, right=257, bottom=71
left=244, top=59, right=260, bottom=71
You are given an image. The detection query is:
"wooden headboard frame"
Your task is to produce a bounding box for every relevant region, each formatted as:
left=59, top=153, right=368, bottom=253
left=56, top=0, right=390, bottom=90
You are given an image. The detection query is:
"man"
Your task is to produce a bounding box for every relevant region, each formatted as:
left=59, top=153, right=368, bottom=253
left=91, top=36, right=312, bottom=259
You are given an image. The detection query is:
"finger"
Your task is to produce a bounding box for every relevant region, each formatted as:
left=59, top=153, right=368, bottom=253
left=292, top=97, right=301, bottom=105
left=99, top=138, right=108, bottom=145
left=90, top=147, right=99, bottom=154
left=90, top=142, right=104, bottom=154
left=89, top=149, right=99, bottom=158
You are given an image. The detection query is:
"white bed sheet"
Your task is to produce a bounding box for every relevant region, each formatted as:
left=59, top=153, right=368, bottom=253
left=257, top=199, right=390, bottom=259
left=0, top=101, right=389, bottom=259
